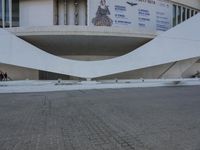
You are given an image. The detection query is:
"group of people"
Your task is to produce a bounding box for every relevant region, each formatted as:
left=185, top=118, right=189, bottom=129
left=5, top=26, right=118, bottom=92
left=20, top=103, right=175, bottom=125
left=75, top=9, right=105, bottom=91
left=0, top=72, right=8, bottom=81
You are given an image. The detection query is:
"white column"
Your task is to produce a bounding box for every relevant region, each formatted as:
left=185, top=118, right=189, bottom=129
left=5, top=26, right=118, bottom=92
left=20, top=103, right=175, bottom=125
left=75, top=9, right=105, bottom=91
left=58, top=0, right=65, bottom=25
left=66, top=0, right=75, bottom=25
left=9, top=0, right=12, bottom=27
left=175, top=5, right=178, bottom=25
left=2, top=0, right=5, bottom=27
left=86, top=0, right=88, bottom=26
left=183, top=7, right=186, bottom=21
left=64, top=0, right=67, bottom=25
left=78, top=0, right=86, bottom=25
left=0, top=0, right=2, bottom=26
left=74, top=0, right=79, bottom=25
left=181, top=7, right=183, bottom=22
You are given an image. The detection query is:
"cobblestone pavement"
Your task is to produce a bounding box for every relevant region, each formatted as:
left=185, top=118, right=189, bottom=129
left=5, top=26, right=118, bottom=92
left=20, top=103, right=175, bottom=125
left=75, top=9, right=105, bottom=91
left=0, top=86, right=200, bottom=150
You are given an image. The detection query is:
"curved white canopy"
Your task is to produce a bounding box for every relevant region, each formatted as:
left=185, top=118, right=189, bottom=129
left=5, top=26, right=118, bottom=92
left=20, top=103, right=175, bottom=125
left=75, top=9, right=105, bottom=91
left=0, top=14, right=200, bottom=79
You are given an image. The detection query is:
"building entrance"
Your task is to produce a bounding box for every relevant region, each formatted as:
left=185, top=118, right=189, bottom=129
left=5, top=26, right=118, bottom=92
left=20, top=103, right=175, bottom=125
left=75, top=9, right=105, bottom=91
left=39, top=71, right=70, bottom=80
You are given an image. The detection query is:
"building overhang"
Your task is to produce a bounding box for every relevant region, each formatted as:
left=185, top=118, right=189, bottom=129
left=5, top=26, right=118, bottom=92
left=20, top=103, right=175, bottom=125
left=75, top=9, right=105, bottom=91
left=6, top=26, right=155, bottom=56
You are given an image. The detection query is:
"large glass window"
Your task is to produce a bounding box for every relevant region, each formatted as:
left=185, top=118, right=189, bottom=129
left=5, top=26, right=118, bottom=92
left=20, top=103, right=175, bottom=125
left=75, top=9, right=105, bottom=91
left=187, top=8, right=190, bottom=19
left=191, top=10, right=194, bottom=17
left=12, top=0, right=19, bottom=27
left=173, top=5, right=176, bottom=27
left=0, top=0, right=19, bottom=28
left=177, top=6, right=181, bottom=24
left=5, top=0, right=10, bottom=27
left=55, top=0, right=87, bottom=26
left=182, top=7, right=186, bottom=22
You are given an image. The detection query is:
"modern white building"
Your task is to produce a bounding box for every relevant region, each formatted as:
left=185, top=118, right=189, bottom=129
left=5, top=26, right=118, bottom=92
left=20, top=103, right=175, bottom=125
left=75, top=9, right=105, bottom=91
left=0, top=0, right=200, bottom=80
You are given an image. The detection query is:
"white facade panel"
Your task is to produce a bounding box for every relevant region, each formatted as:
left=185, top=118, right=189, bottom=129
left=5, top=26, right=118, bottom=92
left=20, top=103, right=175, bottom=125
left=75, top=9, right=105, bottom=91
left=20, top=0, right=54, bottom=27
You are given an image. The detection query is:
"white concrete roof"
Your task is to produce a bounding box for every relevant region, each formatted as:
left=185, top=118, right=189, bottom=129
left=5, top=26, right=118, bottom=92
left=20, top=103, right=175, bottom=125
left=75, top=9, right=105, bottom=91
left=0, top=14, right=200, bottom=79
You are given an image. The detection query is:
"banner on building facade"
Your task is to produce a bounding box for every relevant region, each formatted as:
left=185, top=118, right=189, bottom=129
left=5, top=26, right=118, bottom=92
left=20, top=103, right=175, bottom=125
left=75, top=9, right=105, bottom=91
left=88, top=0, right=172, bottom=33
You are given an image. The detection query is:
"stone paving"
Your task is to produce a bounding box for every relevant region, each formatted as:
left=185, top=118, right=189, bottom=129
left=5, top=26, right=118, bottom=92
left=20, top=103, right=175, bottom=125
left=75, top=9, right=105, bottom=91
left=0, top=86, right=200, bottom=150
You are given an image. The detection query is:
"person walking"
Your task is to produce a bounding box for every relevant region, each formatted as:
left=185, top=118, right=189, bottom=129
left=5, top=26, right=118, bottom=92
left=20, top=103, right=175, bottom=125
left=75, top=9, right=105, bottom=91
left=0, top=72, right=3, bottom=81
left=4, top=72, right=8, bottom=81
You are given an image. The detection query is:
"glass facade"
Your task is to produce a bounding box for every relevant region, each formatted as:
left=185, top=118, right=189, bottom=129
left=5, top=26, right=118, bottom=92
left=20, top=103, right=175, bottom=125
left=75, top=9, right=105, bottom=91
left=177, top=6, right=181, bottom=24
left=0, top=0, right=2, bottom=27
left=5, top=0, right=10, bottom=27
left=191, top=10, right=194, bottom=17
left=12, top=0, right=19, bottom=27
left=1, top=1, right=200, bottom=28
left=54, top=0, right=87, bottom=26
left=0, top=0, right=19, bottom=28
left=173, top=5, right=176, bottom=26
left=187, top=8, right=190, bottom=19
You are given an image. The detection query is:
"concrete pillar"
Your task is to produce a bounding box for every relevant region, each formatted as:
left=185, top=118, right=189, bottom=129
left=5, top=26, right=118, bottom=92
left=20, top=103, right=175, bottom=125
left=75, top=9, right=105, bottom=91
left=9, top=0, right=12, bottom=27
left=74, top=0, right=78, bottom=25
left=58, top=0, right=64, bottom=25
left=66, top=0, right=75, bottom=25
left=53, top=0, right=58, bottom=25
left=175, top=5, right=178, bottom=24
left=64, top=0, right=67, bottom=24
left=78, top=0, right=86, bottom=25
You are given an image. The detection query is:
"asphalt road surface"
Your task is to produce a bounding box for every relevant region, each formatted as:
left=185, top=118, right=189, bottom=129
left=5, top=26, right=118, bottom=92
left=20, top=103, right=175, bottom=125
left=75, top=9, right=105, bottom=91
left=0, top=86, right=200, bottom=150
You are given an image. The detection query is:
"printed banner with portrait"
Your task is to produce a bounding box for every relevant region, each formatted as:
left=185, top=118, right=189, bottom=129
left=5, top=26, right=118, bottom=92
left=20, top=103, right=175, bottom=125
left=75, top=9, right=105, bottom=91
left=88, top=0, right=172, bottom=33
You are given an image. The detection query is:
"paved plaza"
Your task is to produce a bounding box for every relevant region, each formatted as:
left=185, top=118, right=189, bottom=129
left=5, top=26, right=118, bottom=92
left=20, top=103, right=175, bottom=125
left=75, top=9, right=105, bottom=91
left=0, top=86, right=200, bottom=150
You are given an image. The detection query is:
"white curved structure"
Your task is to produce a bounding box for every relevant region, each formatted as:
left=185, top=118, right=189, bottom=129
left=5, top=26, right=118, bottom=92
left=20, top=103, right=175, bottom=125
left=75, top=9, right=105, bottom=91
left=0, top=14, right=200, bottom=79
